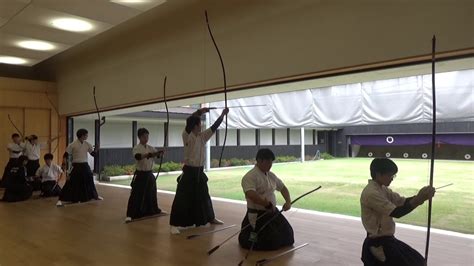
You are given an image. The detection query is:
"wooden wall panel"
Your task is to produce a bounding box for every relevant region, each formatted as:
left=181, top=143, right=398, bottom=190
left=0, top=108, right=25, bottom=173
left=25, top=108, right=51, bottom=163
left=0, top=77, right=61, bottom=174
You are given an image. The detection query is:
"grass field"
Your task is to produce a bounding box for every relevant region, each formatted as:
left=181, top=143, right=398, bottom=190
left=110, top=158, right=474, bottom=234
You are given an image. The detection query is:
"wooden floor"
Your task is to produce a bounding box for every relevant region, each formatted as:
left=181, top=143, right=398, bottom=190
left=0, top=184, right=472, bottom=266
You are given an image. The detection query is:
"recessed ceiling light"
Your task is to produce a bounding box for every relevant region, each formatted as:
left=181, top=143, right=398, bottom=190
left=111, top=0, right=150, bottom=3
left=51, top=18, right=93, bottom=32
left=0, top=56, right=28, bottom=65
left=18, top=40, right=55, bottom=51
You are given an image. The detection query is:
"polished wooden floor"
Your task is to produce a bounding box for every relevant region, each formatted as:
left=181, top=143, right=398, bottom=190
left=0, top=184, right=472, bottom=266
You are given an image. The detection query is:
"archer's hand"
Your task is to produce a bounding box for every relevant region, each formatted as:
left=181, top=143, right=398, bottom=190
left=156, top=150, right=165, bottom=158
left=264, top=200, right=275, bottom=213
left=417, top=186, right=436, bottom=202
left=282, top=202, right=292, bottom=211
left=221, top=107, right=229, bottom=116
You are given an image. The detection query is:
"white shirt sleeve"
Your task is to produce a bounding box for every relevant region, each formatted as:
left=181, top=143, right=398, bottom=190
left=7, top=143, right=14, bottom=151
left=132, top=145, right=140, bottom=157
left=272, top=173, right=285, bottom=192
left=66, top=143, right=73, bottom=154
left=242, top=173, right=257, bottom=193
left=55, top=164, right=64, bottom=175
left=35, top=166, right=43, bottom=177
left=365, top=191, right=397, bottom=216
left=86, top=141, right=94, bottom=153
left=182, top=130, right=189, bottom=144
left=201, top=128, right=214, bottom=143
left=386, top=188, right=406, bottom=207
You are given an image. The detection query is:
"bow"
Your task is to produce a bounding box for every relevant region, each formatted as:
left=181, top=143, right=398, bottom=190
left=45, top=91, right=61, bottom=154
left=156, top=76, right=169, bottom=180
left=7, top=114, right=24, bottom=139
left=205, top=10, right=228, bottom=167
left=424, top=35, right=437, bottom=264
left=93, top=86, right=106, bottom=181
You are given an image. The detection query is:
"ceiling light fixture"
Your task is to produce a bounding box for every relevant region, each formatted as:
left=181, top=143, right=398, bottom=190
left=18, top=40, right=55, bottom=51
left=111, top=0, right=150, bottom=3
left=0, top=56, right=28, bottom=65
left=51, top=18, right=93, bottom=32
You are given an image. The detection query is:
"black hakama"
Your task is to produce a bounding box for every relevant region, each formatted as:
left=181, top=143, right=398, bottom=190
left=26, top=159, right=41, bottom=191
left=40, top=181, right=61, bottom=197
left=2, top=166, right=33, bottom=202
left=238, top=209, right=294, bottom=250
left=126, top=171, right=161, bottom=219
left=361, top=236, right=425, bottom=266
left=1, top=158, right=18, bottom=188
left=59, top=163, right=98, bottom=202
left=170, top=165, right=215, bottom=227
left=26, top=159, right=40, bottom=177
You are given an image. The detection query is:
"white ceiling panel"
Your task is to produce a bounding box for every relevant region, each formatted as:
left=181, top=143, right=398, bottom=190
left=0, top=0, right=168, bottom=66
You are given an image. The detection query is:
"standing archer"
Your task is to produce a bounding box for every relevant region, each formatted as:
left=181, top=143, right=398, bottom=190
left=169, top=107, right=228, bottom=234
left=125, top=128, right=165, bottom=222
left=56, top=129, right=102, bottom=206
left=1, top=133, right=25, bottom=188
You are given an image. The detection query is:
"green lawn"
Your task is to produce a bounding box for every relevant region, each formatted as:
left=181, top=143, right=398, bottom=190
left=110, top=158, right=474, bottom=234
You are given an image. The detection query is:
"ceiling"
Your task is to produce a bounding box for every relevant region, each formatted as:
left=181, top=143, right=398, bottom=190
left=0, top=0, right=167, bottom=66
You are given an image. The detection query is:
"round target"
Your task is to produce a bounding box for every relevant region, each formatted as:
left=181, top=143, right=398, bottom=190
left=368, top=152, right=373, bottom=157
left=465, top=154, right=471, bottom=160
left=422, top=153, right=428, bottom=159
left=386, top=136, right=394, bottom=144
left=403, top=153, right=409, bottom=158
left=385, top=152, right=391, bottom=158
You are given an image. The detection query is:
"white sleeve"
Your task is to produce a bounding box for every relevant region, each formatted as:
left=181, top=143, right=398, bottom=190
left=87, top=141, right=94, bottom=153
left=387, top=188, right=406, bottom=207
left=132, top=145, right=140, bottom=156
left=365, top=191, right=397, bottom=216
left=35, top=166, right=43, bottom=177
left=242, top=173, right=256, bottom=193
left=201, top=128, right=214, bottom=143
left=182, top=130, right=189, bottom=145
left=66, top=143, right=73, bottom=154
left=55, top=164, right=63, bottom=174
left=272, top=173, right=285, bottom=191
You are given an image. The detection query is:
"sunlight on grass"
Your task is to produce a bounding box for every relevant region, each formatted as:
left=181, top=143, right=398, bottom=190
left=110, top=158, right=474, bottom=234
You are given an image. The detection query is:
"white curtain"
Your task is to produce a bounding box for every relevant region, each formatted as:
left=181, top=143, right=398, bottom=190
left=209, top=69, right=474, bottom=129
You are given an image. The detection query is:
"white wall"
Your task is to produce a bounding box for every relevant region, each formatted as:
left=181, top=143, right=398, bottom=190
left=40, top=0, right=474, bottom=116
left=305, top=129, right=313, bottom=145
left=260, top=129, right=272, bottom=145
left=275, top=129, right=287, bottom=145
left=240, top=129, right=255, bottom=146
left=225, top=129, right=237, bottom=146
left=290, top=129, right=301, bottom=145
left=100, top=121, right=133, bottom=148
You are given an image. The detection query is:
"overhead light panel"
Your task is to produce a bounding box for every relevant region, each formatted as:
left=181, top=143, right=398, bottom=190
left=111, top=0, right=151, bottom=3
left=18, top=40, right=55, bottom=51
left=51, top=18, right=93, bottom=32
left=0, top=56, right=28, bottom=65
